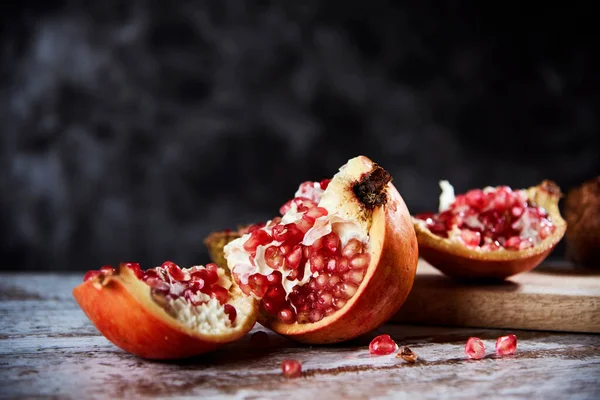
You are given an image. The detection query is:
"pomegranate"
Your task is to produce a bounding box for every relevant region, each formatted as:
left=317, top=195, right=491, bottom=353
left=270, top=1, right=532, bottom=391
left=465, top=337, right=485, bottom=360
left=72, top=261, right=258, bottom=359
left=223, top=156, right=418, bottom=344
left=563, top=176, right=600, bottom=268
left=413, top=180, right=566, bottom=279
left=496, top=334, right=517, bottom=355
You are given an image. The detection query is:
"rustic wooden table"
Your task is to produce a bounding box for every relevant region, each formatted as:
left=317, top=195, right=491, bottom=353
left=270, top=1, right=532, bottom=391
left=1, top=273, right=599, bottom=399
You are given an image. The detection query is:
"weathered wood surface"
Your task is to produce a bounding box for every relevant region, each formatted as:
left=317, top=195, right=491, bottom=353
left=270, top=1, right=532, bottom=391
left=1, top=273, right=599, bottom=400
left=393, top=260, right=600, bottom=333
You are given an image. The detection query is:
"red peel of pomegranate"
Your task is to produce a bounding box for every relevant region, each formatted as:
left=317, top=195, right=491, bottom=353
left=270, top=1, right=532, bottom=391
left=414, top=180, right=566, bottom=280
left=224, top=156, right=419, bottom=344
left=72, top=262, right=258, bottom=359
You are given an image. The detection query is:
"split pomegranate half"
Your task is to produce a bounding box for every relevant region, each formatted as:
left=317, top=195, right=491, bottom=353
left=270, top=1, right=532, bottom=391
left=413, top=180, right=566, bottom=280
left=222, top=156, right=419, bottom=344
left=73, top=261, right=258, bottom=359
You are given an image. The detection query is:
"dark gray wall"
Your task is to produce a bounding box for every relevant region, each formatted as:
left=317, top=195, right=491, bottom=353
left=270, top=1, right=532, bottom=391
left=1, top=1, right=598, bottom=271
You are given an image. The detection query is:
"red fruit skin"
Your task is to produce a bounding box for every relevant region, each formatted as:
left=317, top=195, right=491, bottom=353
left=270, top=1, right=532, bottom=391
left=72, top=266, right=257, bottom=360
left=260, top=182, right=419, bottom=344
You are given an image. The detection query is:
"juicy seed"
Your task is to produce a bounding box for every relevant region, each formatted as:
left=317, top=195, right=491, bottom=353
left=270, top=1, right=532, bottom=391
left=249, top=274, right=269, bottom=298
left=465, top=337, right=486, bottom=359
left=83, top=270, right=101, bottom=282
left=495, top=334, right=517, bottom=356
left=99, top=265, right=115, bottom=275
left=278, top=308, right=296, bottom=324
left=310, top=252, right=327, bottom=273
left=309, top=309, right=323, bottom=323
left=243, top=230, right=273, bottom=252
left=123, top=262, right=143, bottom=279
left=286, top=245, right=303, bottom=269
left=281, top=359, right=302, bottom=378
left=163, top=261, right=186, bottom=281
left=209, top=286, right=230, bottom=305
left=342, top=238, right=363, bottom=257
left=322, top=233, right=341, bottom=254
left=223, top=304, right=237, bottom=324
left=349, top=254, right=370, bottom=269
left=265, top=246, right=285, bottom=269
left=369, top=334, right=397, bottom=355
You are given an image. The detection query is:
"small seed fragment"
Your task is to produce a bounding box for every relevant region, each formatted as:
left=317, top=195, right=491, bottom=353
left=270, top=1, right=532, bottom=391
left=396, top=346, right=418, bottom=363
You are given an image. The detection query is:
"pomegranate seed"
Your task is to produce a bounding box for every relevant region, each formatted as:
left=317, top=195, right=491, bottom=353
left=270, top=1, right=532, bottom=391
left=310, top=237, right=324, bottom=250
left=191, top=266, right=218, bottom=286
left=317, top=291, right=333, bottom=308
left=243, top=230, right=273, bottom=252
left=496, top=334, right=517, bottom=356
left=266, top=271, right=282, bottom=285
left=320, top=179, right=331, bottom=190
left=296, top=311, right=310, bottom=323
left=342, top=238, right=363, bottom=257
left=262, top=299, right=278, bottom=315
left=287, top=269, right=299, bottom=280
left=122, top=262, right=143, bottom=279
left=338, top=282, right=358, bottom=299
left=163, top=261, right=186, bottom=281
left=369, top=334, right=397, bottom=355
left=248, top=274, right=269, bottom=298
left=281, top=359, right=302, bottom=378
left=327, top=275, right=340, bottom=288
left=265, top=246, right=285, bottom=269
left=333, top=297, right=346, bottom=309
left=309, top=309, right=323, bottom=323
left=344, top=269, right=365, bottom=285
left=336, top=257, right=350, bottom=273
left=315, top=274, right=328, bottom=288
left=465, top=337, right=486, bottom=359
left=100, top=265, right=115, bottom=274
left=460, top=229, right=481, bottom=247
left=278, top=308, right=296, bottom=324
left=305, top=206, right=328, bottom=220
left=326, top=257, right=337, bottom=273
left=322, top=233, right=341, bottom=254
left=223, top=304, right=237, bottom=323
left=247, top=222, right=267, bottom=233
left=309, top=251, right=327, bottom=273
left=279, top=242, right=293, bottom=255
left=142, top=269, right=159, bottom=281
left=349, top=254, right=370, bottom=269
left=505, top=236, right=522, bottom=250
left=285, top=245, right=303, bottom=270
left=273, top=224, right=303, bottom=242
left=83, top=270, right=101, bottom=282
left=279, top=200, right=294, bottom=215
left=209, top=286, right=229, bottom=304
left=188, top=280, right=204, bottom=293
left=265, top=286, right=286, bottom=303
left=250, top=331, right=270, bottom=348
left=324, top=307, right=336, bottom=316
left=296, top=219, right=313, bottom=233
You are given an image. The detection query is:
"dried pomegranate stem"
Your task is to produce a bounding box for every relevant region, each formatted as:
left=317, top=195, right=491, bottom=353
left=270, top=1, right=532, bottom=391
left=353, top=164, right=392, bottom=209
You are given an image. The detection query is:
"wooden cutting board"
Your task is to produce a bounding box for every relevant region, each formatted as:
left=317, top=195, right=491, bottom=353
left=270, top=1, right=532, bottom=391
left=392, top=259, right=600, bottom=333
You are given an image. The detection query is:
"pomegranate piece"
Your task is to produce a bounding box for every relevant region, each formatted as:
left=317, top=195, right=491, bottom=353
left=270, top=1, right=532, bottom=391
left=369, top=334, right=398, bottom=355
left=397, top=346, right=418, bottom=363
left=465, top=337, right=486, bottom=360
left=73, top=261, right=259, bottom=359
left=495, top=334, right=517, bottom=356
left=281, top=359, right=302, bottom=378
left=243, top=230, right=273, bottom=252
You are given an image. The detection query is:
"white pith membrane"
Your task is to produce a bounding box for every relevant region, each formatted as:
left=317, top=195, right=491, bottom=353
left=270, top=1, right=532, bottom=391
left=413, top=180, right=557, bottom=251
left=140, top=264, right=253, bottom=335
left=223, top=158, right=373, bottom=324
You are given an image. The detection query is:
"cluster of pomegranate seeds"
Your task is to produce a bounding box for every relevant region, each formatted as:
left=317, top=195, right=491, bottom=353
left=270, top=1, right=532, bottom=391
left=415, top=186, right=556, bottom=250
left=369, top=334, right=398, bottom=355
left=84, top=261, right=236, bottom=324
left=234, top=181, right=370, bottom=325
left=281, top=359, right=302, bottom=378
left=465, top=337, right=486, bottom=359
left=465, top=334, right=518, bottom=359
left=495, top=334, right=518, bottom=355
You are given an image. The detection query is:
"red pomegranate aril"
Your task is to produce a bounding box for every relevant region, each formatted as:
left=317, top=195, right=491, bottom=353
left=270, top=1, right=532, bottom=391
left=311, top=237, right=324, bottom=250
left=333, top=297, right=346, bottom=309
left=281, top=359, right=302, bottom=378
left=328, top=275, right=341, bottom=289
left=286, top=245, right=303, bottom=269
left=309, top=309, right=323, bottom=323
left=273, top=224, right=303, bottom=243
left=297, top=311, right=310, bottom=324
left=266, top=271, right=283, bottom=285
left=344, top=269, right=365, bottom=285
left=465, top=337, right=485, bottom=359
left=320, top=179, right=331, bottom=189
left=369, top=334, right=397, bottom=355
left=223, top=304, right=237, bottom=323
left=247, top=222, right=267, bottom=233
left=248, top=274, right=269, bottom=298
left=188, top=280, right=204, bottom=293
left=83, top=270, right=101, bottom=282
left=310, top=251, right=327, bottom=273
left=339, top=282, right=358, bottom=299
left=296, top=218, right=313, bottom=233
left=322, top=233, right=341, bottom=254
left=265, top=286, right=286, bottom=303
left=461, top=230, right=481, bottom=247
left=265, top=246, right=285, bottom=269
left=100, top=265, right=115, bottom=274
left=262, top=299, right=278, bottom=314
left=163, top=261, right=186, bottom=281
left=123, top=262, right=143, bottom=279
left=505, top=236, right=522, bottom=250
left=208, top=286, right=229, bottom=305
left=496, top=334, right=517, bottom=356
left=305, top=207, right=328, bottom=220
left=243, top=230, right=273, bottom=252
left=325, top=307, right=336, bottom=316
left=315, top=274, right=328, bottom=289
left=318, top=291, right=333, bottom=308
left=349, top=254, right=369, bottom=269
left=278, top=308, right=296, bottom=324
left=326, top=257, right=337, bottom=273
left=342, top=238, right=363, bottom=258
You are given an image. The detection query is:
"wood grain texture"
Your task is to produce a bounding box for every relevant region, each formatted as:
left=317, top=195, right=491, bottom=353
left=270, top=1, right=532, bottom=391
left=1, top=273, right=600, bottom=399
left=393, top=260, right=600, bottom=333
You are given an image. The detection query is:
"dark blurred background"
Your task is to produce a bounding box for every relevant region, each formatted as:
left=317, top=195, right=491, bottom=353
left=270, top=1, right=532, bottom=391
left=1, top=1, right=598, bottom=272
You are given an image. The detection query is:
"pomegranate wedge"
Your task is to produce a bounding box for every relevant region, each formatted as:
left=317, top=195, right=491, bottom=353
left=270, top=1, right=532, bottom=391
left=73, top=262, right=258, bottom=359
left=222, top=156, right=419, bottom=344
left=413, top=180, right=566, bottom=280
